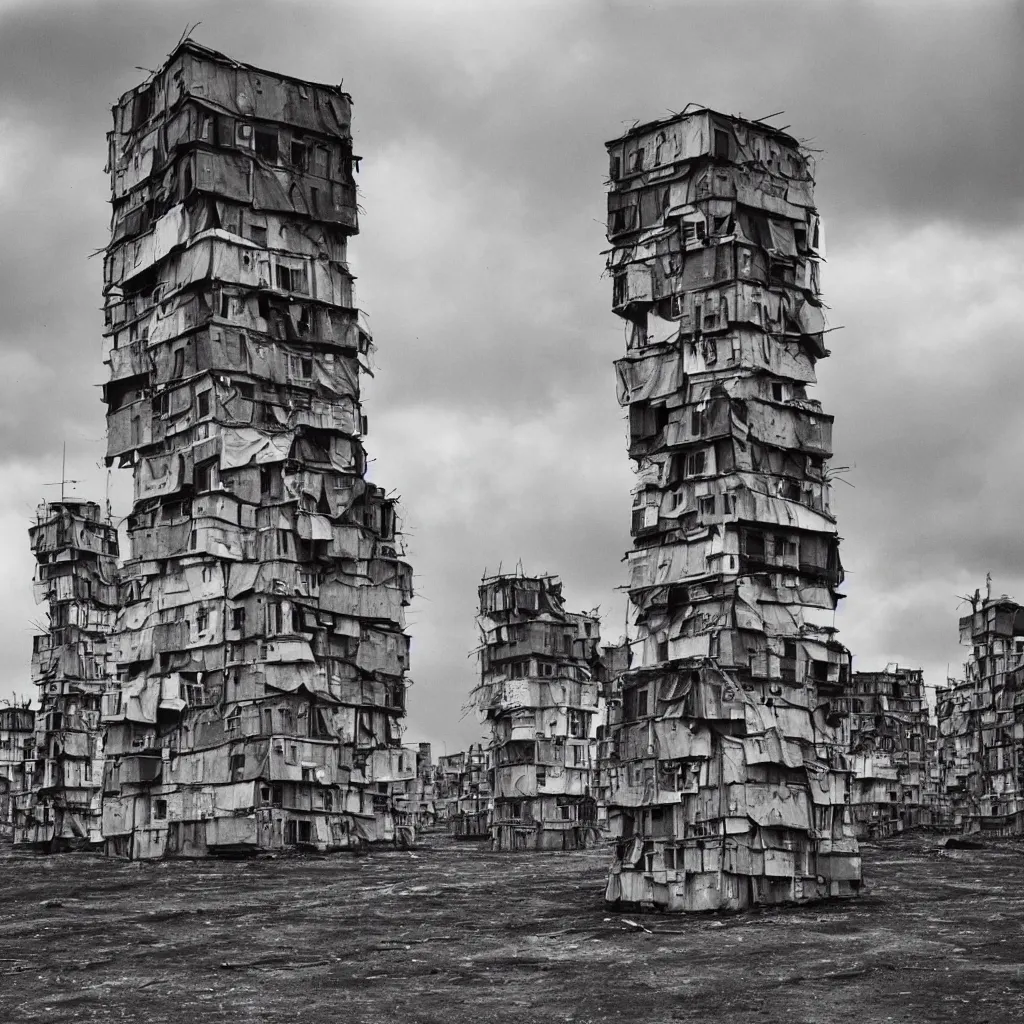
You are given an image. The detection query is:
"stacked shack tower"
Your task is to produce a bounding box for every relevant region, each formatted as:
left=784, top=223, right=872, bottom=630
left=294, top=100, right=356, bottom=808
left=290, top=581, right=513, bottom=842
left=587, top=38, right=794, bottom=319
left=848, top=666, right=932, bottom=837
left=99, top=40, right=413, bottom=858
left=475, top=574, right=603, bottom=850
left=1, top=705, right=35, bottom=841
left=603, top=109, right=861, bottom=910
left=935, top=586, right=1024, bottom=833
left=17, top=501, right=119, bottom=848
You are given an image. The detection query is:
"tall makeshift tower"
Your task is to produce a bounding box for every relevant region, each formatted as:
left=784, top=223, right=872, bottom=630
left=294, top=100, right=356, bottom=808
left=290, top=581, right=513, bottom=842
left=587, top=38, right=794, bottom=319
left=475, top=573, right=604, bottom=850
left=848, top=665, right=932, bottom=838
left=17, top=501, right=119, bottom=848
left=602, top=109, right=861, bottom=910
left=935, top=588, right=1024, bottom=833
left=99, top=40, right=413, bottom=858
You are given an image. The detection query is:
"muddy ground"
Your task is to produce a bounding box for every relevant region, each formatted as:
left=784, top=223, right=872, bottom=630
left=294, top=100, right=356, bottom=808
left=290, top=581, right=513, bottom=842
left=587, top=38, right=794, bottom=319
left=0, top=831, right=1022, bottom=1024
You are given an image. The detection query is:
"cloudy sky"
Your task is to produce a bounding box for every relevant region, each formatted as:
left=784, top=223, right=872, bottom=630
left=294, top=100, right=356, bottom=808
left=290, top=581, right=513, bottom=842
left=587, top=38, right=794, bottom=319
left=0, top=0, right=1021, bottom=751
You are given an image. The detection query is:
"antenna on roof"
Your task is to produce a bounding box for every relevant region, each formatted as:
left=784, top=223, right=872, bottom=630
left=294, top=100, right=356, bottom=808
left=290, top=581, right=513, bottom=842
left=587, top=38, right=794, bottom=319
left=752, top=110, right=786, bottom=124
left=42, top=443, right=80, bottom=504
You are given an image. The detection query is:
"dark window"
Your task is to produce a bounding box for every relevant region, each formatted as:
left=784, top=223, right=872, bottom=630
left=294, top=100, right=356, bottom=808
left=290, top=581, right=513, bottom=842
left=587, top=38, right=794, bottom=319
left=276, top=529, right=290, bottom=557
left=254, top=128, right=279, bottom=162
left=636, top=687, right=649, bottom=717
left=290, top=140, right=309, bottom=170
left=610, top=155, right=621, bottom=179
left=772, top=382, right=784, bottom=402
left=132, top=86, right=154, bottom=129
left=249, top=225, right=268, bottom=247
left=275, top=264, right=308, bottom=294
left=195, top=461, right=215, bottom=492
left=685, top=451, right=707, bottom=477
left=153, top=798, right=167, bottom=820
left=713, top=128, right=731, bottom=160
left=232, top=608, right=246, bottom=632
left=297, top=821, right=312, bottom=843
left=229, top=753, right=245, bottom=781
left=809, top=660, right=829, bottom=683
left=172, top=349, right=185, bottom=379
left=745, top=531, right=766, bottom=561
left=197, top=390, right=211, bottom=418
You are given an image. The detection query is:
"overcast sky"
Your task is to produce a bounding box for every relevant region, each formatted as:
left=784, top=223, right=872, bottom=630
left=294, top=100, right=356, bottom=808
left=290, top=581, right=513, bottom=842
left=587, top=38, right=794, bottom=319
left=0, top=0, right=1021, bottom=752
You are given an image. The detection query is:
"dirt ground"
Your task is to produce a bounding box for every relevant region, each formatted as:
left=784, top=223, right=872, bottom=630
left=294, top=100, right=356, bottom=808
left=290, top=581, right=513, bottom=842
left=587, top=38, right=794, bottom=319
left=0, top=831, right=1022, bottom=1024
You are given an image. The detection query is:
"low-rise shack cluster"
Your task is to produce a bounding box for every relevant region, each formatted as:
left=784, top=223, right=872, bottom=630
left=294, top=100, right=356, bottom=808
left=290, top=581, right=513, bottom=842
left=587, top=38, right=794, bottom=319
left=602, top=107, right=862, bottom=911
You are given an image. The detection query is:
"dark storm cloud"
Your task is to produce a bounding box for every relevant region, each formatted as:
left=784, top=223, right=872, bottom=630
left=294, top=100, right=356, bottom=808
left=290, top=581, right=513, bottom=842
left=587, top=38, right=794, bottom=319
left=0, top=0, right=1021, bottom=746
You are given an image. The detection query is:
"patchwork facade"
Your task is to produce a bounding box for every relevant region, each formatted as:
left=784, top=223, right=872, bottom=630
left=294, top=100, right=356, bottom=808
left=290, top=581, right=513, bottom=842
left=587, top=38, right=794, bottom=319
left=15, top=502, right=119, bottom=848
left=603, top=109, right=861, bottom=910
left=935, top=589, right=1024, bottom=833
left=0, top=706, right=34, bottom=842
left=436, top=744, right=492, bottom=839
left=847, top=666, right=931, bottom=838
left=475, top=575, right=604, bottom=850
left=99, top=40, right=413, bottom=858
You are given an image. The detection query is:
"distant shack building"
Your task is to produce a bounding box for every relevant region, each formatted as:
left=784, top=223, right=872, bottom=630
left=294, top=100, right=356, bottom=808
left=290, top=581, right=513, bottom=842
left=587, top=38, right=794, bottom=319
left=935, top=588, right=1024, bottom=833
left=438, top=744, right=492, bottom=839
left=98, top=40, right=413, bottom=858
left=602, top=108, right=861, bottom=911
left=391, top=745, right=437, bottom=828
left=15, top=501, right=119, bottom=849
left=848, top=666, right=931, bottom=838
left=475, top=574, right=604, bottom=850
left=0, top=707, right=35, bottom=842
